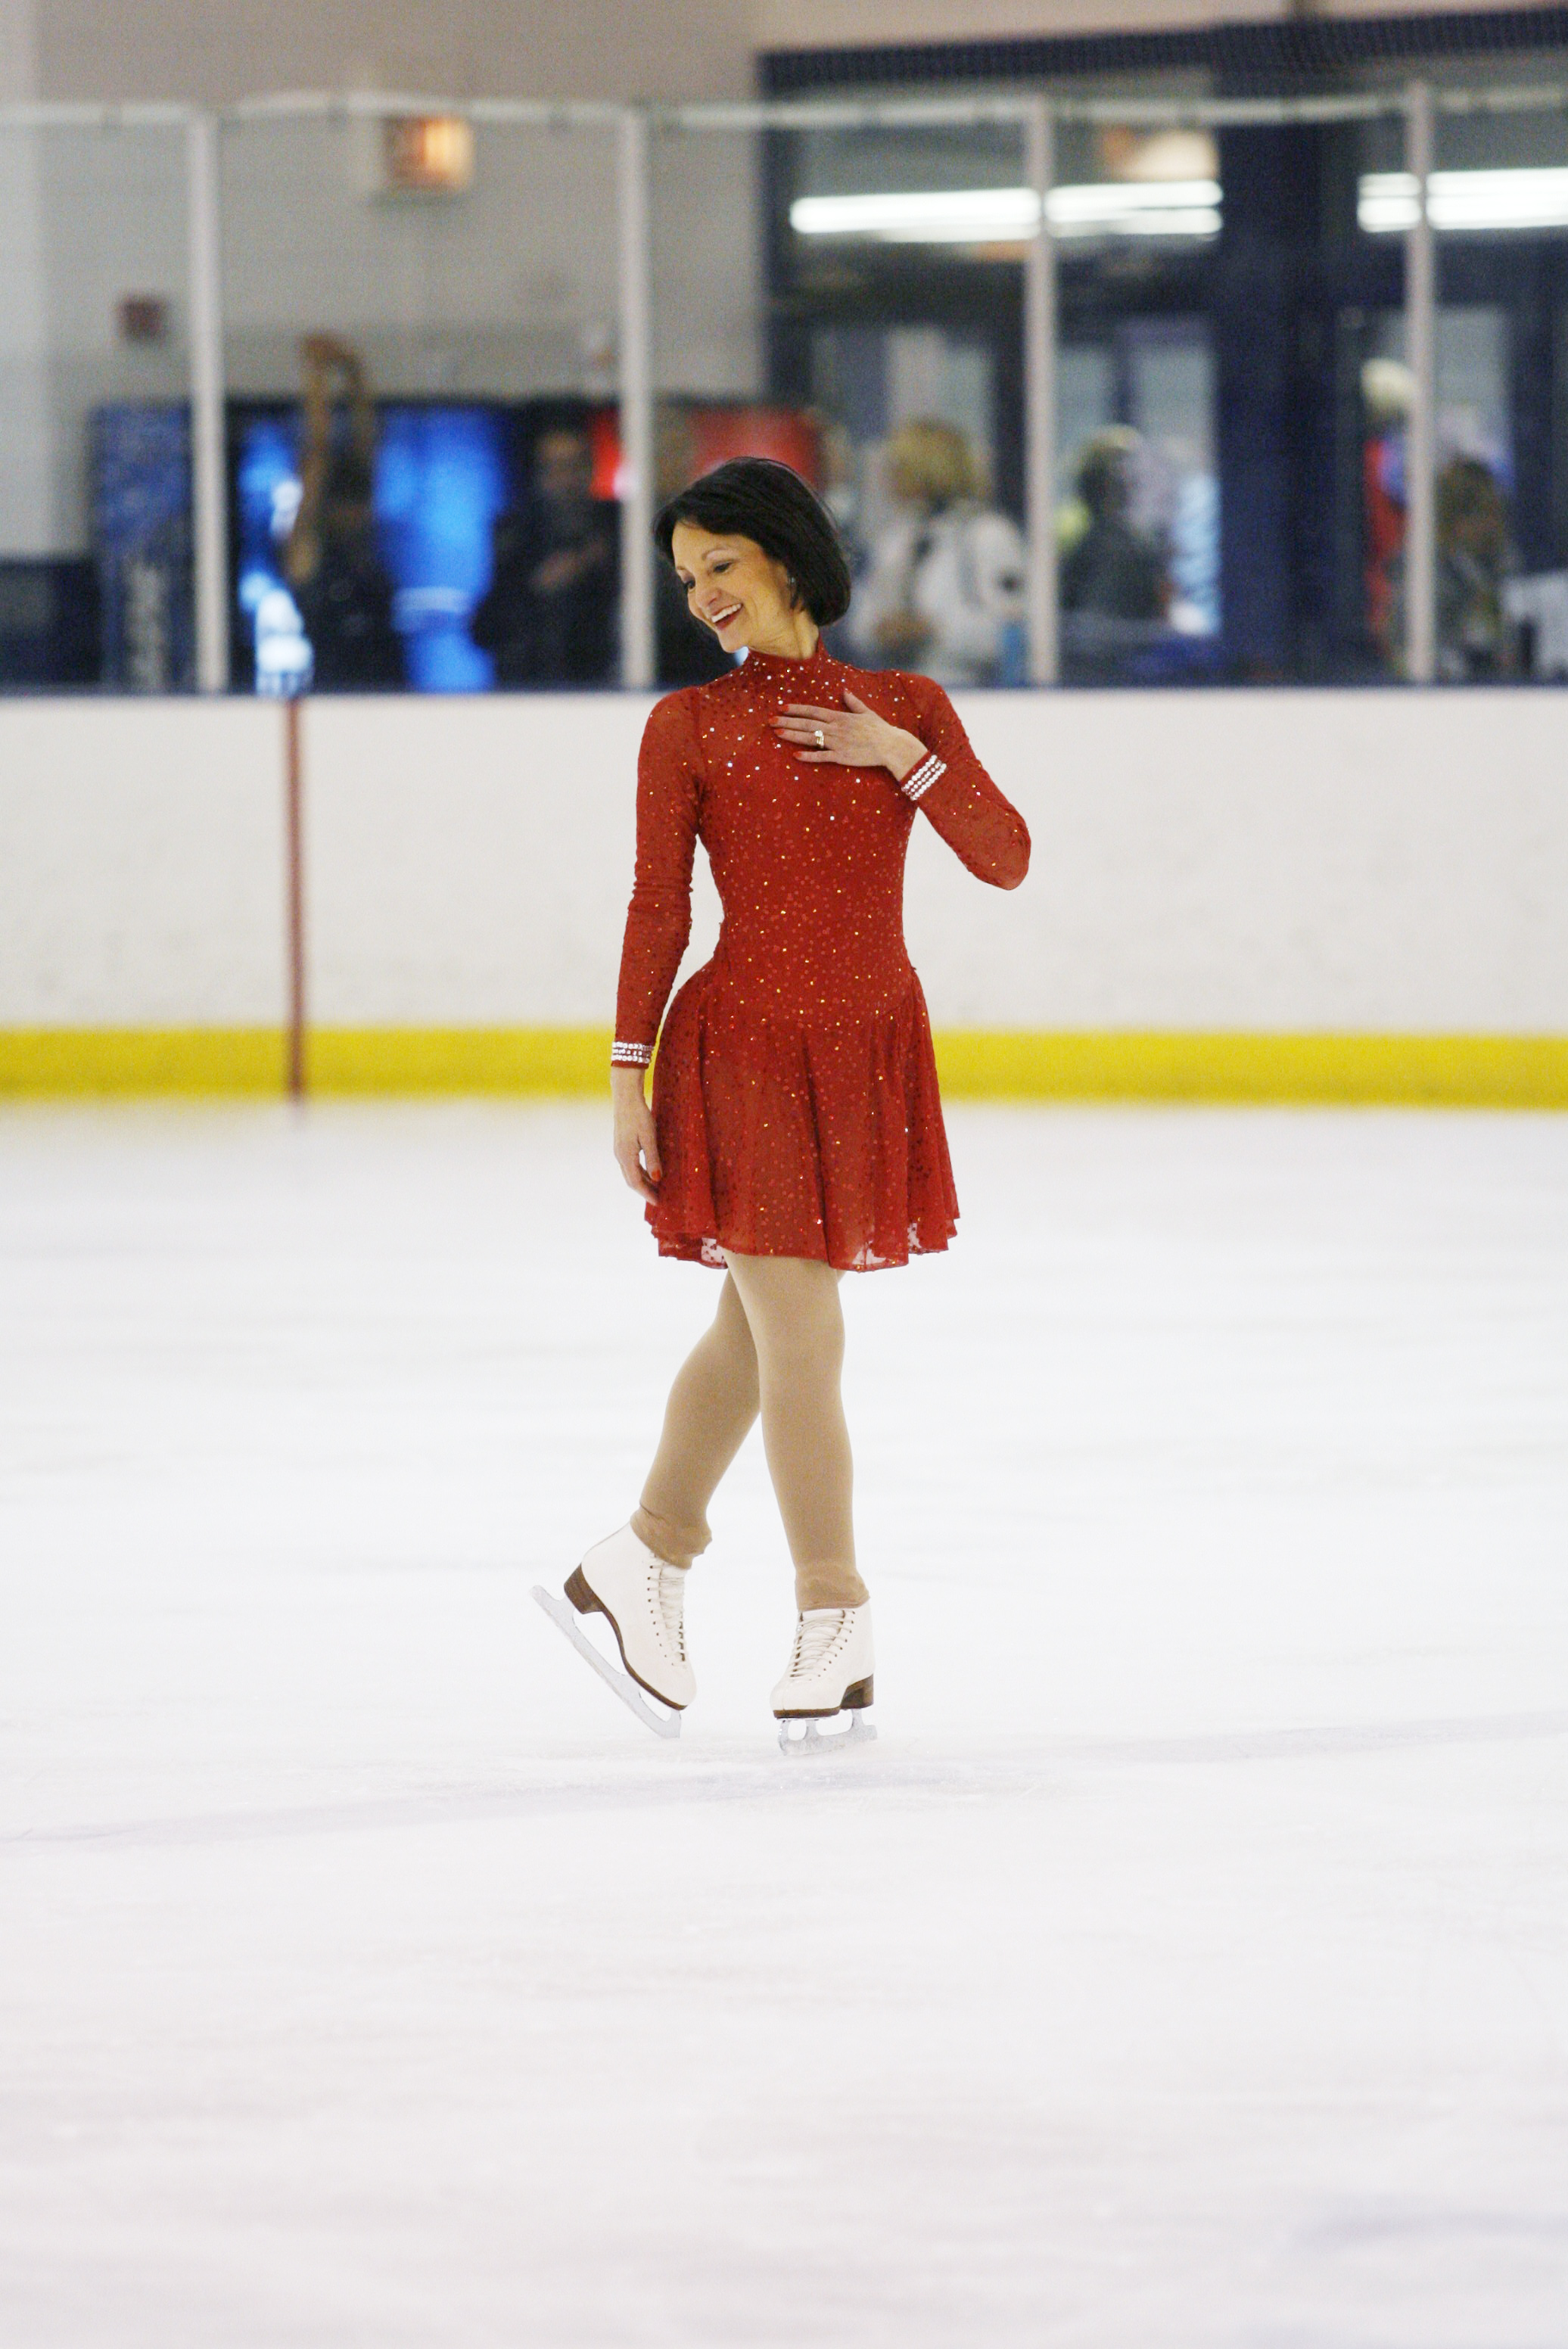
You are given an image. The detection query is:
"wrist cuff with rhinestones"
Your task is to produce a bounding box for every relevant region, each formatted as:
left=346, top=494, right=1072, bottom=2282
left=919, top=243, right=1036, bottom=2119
left=611, top=1040, right=653, bottom=1068
left=901, top=753, right=946, bottom=803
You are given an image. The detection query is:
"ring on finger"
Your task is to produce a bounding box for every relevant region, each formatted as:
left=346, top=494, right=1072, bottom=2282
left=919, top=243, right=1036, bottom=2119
left=814, top=726, right=826, bottom=748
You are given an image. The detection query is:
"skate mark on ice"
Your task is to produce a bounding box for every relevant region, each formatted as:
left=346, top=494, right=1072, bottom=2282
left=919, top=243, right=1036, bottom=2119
left=1299, top=2200, right=1568, bottom=2252
left=1, top=1752, right=1041, bottom=1850
left=1044, top=1707, right=1568, bottom=1768
left=6, top=1705, right=1568, bottom=1853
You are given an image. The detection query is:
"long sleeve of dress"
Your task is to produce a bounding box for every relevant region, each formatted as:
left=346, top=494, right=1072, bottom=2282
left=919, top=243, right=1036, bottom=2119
left=902, top=678, right=1031, bottom=889
left=612, top=692, right=702, bottom=1064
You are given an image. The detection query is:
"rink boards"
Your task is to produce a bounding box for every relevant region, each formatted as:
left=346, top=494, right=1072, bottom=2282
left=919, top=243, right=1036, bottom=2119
left=2, top=689, right=1566, bottom=1103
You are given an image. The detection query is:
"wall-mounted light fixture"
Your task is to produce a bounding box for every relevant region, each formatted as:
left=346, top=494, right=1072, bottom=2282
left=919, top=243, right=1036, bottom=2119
left=378, top=114, right=475, bottom=197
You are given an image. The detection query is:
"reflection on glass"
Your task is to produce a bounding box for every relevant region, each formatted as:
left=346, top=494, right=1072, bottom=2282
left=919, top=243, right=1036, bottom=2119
left=14, top=92, right=1568, bottom=695
left=791, top=120, right=1225, bottom=686
left=92, top=404, right=193, bottom=691
left=0, top=122, right=191, bottom=689
left=1438, top=455, right=1514, bottom=679
left=1361, top=310, right=1516, bottom=677
left=810, top=323, right=1024, bottom=686
left=472, top=418, right=619, bottom=687
left=283, top=336, right=405, bottom=692
left=1056, top=325, right=1220, bottom=683
left=233, top=386, right=510, bottom=695
left=843, top=418, right=1026, bottom=688
left=1360, top=168, right=1568, bottom=234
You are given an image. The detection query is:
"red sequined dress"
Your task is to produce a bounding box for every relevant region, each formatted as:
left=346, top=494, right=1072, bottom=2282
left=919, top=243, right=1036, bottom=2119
left=612, top=642, right=1030, bottom=1271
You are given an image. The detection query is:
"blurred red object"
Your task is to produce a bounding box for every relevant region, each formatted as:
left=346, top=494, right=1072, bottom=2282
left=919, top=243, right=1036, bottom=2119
left=588, top=407, right=623, bottom=502
left=587, top=403, right=822, bottom=503
left=1364, top=434, right=1405, bottom=658
left=686, top=406, right=821, bottom=481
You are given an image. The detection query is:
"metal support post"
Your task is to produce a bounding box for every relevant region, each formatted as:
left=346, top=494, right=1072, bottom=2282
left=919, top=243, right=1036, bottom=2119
left=284, top=698, right=306, bottom=1100
left=618, top=106, right=655, bottom=690
left=1404, top=80, right=1437, bottom=685
left=186, top=110, right=229, bottom=693
left=1023, top=98, right=1059, bottom=686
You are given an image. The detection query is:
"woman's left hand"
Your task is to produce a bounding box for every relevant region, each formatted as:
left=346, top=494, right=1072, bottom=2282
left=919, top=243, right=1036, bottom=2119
left=772, top=687, right=926, bottom=784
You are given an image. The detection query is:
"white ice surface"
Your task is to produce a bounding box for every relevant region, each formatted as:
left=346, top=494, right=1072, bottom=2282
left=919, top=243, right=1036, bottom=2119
left=2, top=1102, right=1565, bottom=2347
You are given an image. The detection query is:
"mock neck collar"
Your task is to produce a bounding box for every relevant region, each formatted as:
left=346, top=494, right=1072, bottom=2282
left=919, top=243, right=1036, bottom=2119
left=738, top=639, right=834, bottom=683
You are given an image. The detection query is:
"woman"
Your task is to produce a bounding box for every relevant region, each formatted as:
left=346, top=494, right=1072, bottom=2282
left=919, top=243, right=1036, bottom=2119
left=283, top=334, right=404, bottom=692
left=549, top=459, right=1028, bottom=1734
left=846, top=419, right=1027, bottom=688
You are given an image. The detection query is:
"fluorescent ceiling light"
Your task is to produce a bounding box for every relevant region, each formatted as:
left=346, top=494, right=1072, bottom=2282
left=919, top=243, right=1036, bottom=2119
left=789, top=182, right=1221, bottom=244
left=1047, top=178, right=1220, bottom=226
left=1360, top=166, right=1568, bottom=233
left=790, top=189, right=1038, bottom=240
left=792, top=169, right=1568, bottom=247
left=1047, top=179, right=1220, bottom=232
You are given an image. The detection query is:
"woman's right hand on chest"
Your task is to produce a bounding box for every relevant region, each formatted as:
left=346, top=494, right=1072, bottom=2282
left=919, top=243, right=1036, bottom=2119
left=611, top=1065, right=662, bottom=1202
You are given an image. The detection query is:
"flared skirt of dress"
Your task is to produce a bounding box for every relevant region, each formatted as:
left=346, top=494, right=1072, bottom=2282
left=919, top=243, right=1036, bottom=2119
left=646, top=963, right=959, bottom=1273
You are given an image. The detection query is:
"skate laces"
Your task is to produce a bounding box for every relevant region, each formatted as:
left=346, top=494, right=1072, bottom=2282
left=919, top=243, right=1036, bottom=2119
left=788, top=1610, right=849, bottom=1678
left=655, top=1563, right=688, bottom=1662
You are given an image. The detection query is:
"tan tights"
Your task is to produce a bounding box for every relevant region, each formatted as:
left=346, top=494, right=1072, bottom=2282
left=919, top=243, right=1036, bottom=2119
left=632, top=1252, right=868, bottom=1612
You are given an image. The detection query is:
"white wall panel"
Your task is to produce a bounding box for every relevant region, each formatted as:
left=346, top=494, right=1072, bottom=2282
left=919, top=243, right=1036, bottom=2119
left=911, top=691, right=1568, bottom=1030
left=0, top=698, right=285, bottom=1022
left=302, top=695, right=723, bottom=1025
left=2, top=689, right=1565, bottom=1035
left=302, top=689, right=1568, bottom=1032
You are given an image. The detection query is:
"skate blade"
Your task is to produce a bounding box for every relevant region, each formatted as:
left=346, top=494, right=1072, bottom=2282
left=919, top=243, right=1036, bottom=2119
left=777, top=1713, right=877, bottom=1759
left=532, top=1585, right=681, bottom=1741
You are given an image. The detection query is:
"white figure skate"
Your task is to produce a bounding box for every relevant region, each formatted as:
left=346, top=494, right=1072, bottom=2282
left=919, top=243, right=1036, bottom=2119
left=533, top=1523, right=692, bottom=1742
left=772, top=1605, right=876, bottom=1756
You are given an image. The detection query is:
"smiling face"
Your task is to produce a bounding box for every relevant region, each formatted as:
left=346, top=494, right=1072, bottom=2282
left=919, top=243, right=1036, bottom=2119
left=669, top=521, right=817, bottom=660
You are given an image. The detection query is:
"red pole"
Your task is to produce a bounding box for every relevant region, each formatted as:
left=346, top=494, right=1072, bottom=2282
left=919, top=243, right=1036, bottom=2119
left=285, top=696, right=306, bottom=1101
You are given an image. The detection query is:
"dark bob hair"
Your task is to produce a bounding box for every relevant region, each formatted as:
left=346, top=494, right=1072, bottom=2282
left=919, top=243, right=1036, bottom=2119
left=653, top=458, right=852, bottom=628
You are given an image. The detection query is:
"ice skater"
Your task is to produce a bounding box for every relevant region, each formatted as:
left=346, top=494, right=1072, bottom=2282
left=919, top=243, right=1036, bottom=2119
left=537, top=459, right=1029, bottom=1746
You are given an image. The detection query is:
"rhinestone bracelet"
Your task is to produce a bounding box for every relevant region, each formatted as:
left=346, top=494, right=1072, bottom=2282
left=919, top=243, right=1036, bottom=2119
left=900, top=753, right=947, bottom=804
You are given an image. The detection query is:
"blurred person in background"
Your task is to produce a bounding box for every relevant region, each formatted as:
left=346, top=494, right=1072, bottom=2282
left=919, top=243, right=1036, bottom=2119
left=847, top=419, right=1026, bottom=688
left=1436, top=454, right=1514, bottom=681
left=472, top=418, right=619, bottom=686
left=1362, top=357, right=1411, bottom=670
left=283, top=334, right=405, bottom=691
left=1059, top=427, right=1169, bottom=627
left=814, top=415, right=861, bottom=548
